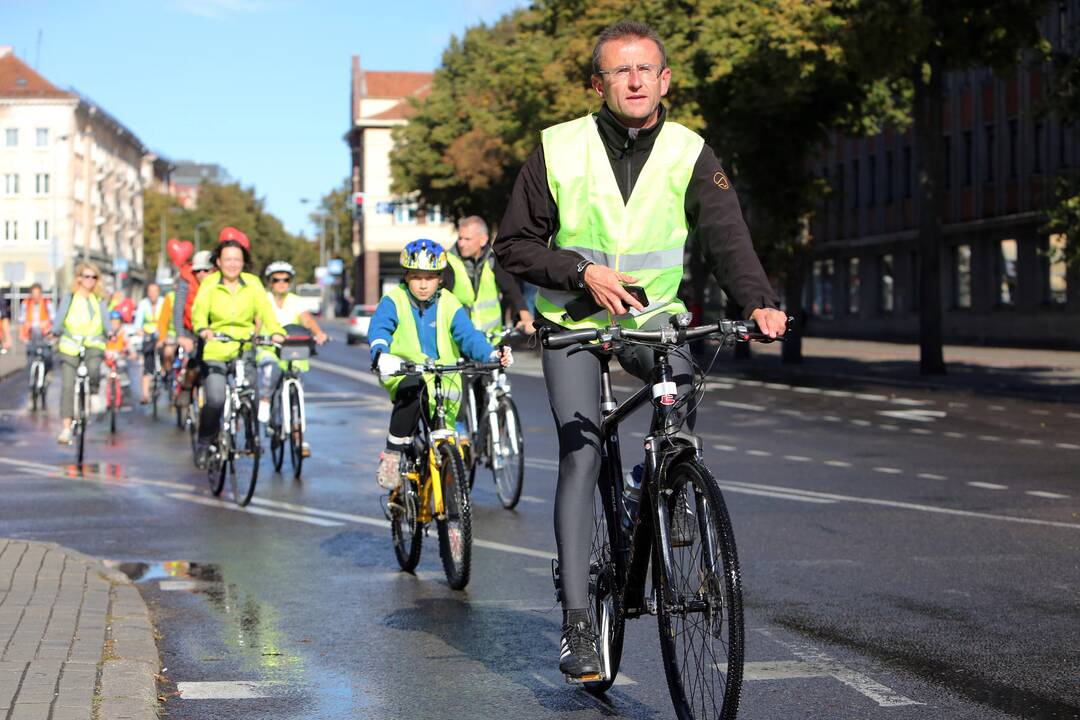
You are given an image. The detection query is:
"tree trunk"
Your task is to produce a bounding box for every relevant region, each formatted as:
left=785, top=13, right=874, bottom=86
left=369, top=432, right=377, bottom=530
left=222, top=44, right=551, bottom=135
left=914, top=48, right=947, bottom=374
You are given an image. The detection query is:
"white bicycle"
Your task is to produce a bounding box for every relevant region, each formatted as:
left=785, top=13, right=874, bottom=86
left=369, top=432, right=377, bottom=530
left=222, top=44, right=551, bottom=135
left=268, top=332, right=317, bottom=480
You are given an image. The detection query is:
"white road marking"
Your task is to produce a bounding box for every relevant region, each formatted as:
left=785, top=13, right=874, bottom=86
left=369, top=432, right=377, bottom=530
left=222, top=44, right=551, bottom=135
left=783, top=455, right=811, bottom=462
left=824, top=460, right=852, bottom=468
left=719, top=480, right=1080, bottom=530
left=945, top=432, right=966, bottom=439
left=168, top=493, right=345, bottom=527
left=967, top=482, right=1008, bottom=490
left=1067, top=412, right=1080, bottom=419
left=978, top=435, right=1002, bottom=442
left=822, top=390, right=852, bottom=398
left=1017, top=438, right=1043, bottom=446
left=879, top=424, right=899, bottom=431
left=822, top=415, right=842, bottom=422
left=877, top=409, right=947, bottom=423
left=739, top=380, right=764, bottom=387
left=757, top=630, right=922, bottom=707
left=526, top=458, right=559, bottom=470
left=159, top=580, right=214, bottom=592
left=306, top=399, right=384, bottom=409
left=988, top=404, right=1006, bottom=411
left=713, top=444, right=737, bottom=452
left=177, top=681, right=277, bottom=700
left=792, top=386, right=822, bottom=395
left=917, top=473, right=948, bottom=480
left=854, top=393, right=888, bottom=402
left=308, top=358, right=381, bottom=387
left=1027, top=490, right=1070, bottom=499
left=873, top=467, right=903, bottom=475
left=716, top=400, right=766, bottom=412
left=746, top=449, right=772, bottom=457
left=519, top=495, right=546, bottom=504
left=718, top=660, right=831, bottom=681
left=764, top=383, right=792, bottom=390
left=850, top=420, right=871, bottom=427
left=716, top=483, right=835, bottom=504
left=1055, top=442, right=1080, bottom=450
left=909, top=428, right=933, bottom=435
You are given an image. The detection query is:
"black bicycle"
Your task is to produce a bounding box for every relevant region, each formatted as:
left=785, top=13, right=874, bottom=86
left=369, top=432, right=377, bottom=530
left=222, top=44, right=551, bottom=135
left=541, top=313, right=784, bottom=720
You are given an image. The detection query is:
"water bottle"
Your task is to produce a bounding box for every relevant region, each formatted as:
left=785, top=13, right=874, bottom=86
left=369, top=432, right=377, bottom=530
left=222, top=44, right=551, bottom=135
left=622, top=463, right=644, bottom=532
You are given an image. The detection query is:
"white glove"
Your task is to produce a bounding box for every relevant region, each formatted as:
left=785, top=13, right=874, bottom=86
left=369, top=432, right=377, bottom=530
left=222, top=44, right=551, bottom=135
left=376, top=352, right=404, bottom=381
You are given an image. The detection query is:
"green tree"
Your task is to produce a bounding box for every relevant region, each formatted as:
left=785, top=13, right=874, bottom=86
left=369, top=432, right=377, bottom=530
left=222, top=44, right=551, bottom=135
left=1047, top=19, right=1080, bottom=269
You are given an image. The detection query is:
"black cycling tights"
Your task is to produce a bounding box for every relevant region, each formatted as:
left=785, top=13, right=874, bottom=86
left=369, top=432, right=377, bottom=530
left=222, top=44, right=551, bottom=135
left=543, top=337, right=694, bottom=610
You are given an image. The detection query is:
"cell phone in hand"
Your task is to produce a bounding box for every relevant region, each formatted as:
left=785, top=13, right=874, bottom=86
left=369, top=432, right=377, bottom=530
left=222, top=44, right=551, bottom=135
left=564, top=285, right=649, bottom=322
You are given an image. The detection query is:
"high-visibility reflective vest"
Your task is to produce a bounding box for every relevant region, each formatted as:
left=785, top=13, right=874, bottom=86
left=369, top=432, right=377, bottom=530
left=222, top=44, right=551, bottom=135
left=446, top=251, right=502, bottom=336
left=380, top=285, right=463, bottom=423
left=59, top=294, right=106, bottom=356
left=536, top=114, right=702, bottom=329
left=141, top=297, right=163, bottom=333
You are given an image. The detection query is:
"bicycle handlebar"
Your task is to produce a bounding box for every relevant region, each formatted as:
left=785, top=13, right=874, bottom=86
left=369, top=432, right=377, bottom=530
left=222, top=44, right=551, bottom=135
left=376, top=356, right=503, bottom=378
left=203, top=332, right=280, bottom=347
left=540, top=316, right=794, bottom=350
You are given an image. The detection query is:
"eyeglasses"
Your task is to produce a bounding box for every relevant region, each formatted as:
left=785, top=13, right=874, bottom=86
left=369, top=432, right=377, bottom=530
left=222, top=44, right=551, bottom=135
left=596, top=63, right=665, bottom=81
left=81, top=273, right=98, bottom=280
left=270, top=276, right=291, bottom=284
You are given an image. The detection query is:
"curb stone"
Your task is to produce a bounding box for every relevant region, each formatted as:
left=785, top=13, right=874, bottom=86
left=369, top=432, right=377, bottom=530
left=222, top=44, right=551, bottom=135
left=0, top=539, right=160, bottom=720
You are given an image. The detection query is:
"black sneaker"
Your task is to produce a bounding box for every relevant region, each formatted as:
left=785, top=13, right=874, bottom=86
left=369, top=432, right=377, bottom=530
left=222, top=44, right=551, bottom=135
left=559, top=620, right=601, bottom=679
left=195, top=443, right=214, bottom=470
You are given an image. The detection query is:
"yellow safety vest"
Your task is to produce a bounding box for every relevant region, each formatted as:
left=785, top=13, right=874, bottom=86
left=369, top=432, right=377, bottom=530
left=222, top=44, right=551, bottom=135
left=59, top=294, right=106, bottom=356
left=446, top=251, right=502, bottom=336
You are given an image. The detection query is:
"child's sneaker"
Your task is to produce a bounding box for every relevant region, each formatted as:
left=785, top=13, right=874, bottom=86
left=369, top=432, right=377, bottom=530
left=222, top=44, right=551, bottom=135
left=377, top=450, right=402, bottom=490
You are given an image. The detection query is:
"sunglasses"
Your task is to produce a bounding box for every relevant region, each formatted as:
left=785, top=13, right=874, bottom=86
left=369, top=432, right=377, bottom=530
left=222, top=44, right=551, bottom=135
left=81, top=273, right=98, bottom=280
left=270, top=276, right=291, bottom=283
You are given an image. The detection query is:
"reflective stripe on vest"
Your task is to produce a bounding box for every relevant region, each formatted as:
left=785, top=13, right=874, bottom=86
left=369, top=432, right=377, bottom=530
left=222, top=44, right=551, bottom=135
left=536, top=114, right=701, bottom=329
left=381, top=286, right=464, bottom=423
left=446, top=252, right=502, bottom=334
left=59, top=296, right=105, bottom=356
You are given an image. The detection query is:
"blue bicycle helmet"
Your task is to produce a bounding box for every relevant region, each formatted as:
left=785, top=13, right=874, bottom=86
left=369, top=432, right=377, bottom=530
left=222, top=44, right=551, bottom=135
left=400, top=239, right=446, bottom=272
left=109, top=310, right=124, bottom=321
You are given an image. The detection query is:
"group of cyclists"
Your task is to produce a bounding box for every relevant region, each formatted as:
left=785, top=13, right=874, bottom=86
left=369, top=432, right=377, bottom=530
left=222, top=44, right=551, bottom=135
left=4, top=21, right=795, bottom=715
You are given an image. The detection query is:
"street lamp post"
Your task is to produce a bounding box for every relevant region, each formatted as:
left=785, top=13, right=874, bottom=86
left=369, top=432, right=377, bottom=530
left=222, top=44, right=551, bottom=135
left=193, top=220, right=212, bottom=254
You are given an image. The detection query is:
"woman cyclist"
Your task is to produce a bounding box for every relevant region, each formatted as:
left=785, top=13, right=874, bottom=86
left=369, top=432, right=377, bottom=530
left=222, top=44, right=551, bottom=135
left=53, top=262, right=110, bottom=444
left=256, top=261, right=328, bottom=456
left=190, top=232, right=285, bottom=468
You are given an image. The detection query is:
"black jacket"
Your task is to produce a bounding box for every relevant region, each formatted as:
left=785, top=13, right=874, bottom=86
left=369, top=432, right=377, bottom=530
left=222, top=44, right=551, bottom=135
left=493, top=104, right=779, bottom=320
left=441, top=243, right=528, bottom=318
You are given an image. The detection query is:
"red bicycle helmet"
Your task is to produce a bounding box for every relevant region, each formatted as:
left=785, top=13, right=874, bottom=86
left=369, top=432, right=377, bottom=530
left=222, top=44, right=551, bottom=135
left=218, top=226, right=250, bottom=251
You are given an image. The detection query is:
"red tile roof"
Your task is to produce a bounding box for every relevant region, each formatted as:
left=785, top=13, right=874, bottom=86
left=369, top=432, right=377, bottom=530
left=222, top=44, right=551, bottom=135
left=363, top=71, right=431, bottom=99
left=369, top=84, right=431, bottom=120
left=0, top=50, right=75, bottom=99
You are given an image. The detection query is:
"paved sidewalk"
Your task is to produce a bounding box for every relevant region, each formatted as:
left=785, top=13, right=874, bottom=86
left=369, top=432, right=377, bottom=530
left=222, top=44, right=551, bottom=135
left=0, top=540, right=159, bottom=720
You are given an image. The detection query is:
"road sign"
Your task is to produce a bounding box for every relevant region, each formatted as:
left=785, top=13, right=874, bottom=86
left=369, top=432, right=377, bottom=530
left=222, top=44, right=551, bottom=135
left=376, top=201, right=394, bottom=215
left=327, top=258, right=344, bottom=276
left=113, top=257, right=129, bottom=274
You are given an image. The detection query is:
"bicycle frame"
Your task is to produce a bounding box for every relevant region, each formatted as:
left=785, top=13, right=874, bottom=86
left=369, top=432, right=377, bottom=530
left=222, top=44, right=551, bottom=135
left=592, top=346, right=703, bottom=620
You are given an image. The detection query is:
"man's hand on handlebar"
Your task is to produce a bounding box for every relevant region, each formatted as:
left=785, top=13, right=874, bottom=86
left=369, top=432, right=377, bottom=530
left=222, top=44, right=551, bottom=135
left=750, top=308, right=789, bottom=340
left=497, top=347, right=513, bottom=368
left=314, top=331, right=328, bottom=345
left=584, top=264, right=645, bottom=316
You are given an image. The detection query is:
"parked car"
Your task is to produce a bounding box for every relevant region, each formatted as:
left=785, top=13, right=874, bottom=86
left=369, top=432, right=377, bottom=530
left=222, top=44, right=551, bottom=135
left=346, top=304, right=377, bottom=345
left=294, top=283, right=323, bottom=316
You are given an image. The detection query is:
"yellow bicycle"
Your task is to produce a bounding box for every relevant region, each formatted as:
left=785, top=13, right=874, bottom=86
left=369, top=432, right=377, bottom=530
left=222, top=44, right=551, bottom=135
left=380, top=359, right=499, bottom=590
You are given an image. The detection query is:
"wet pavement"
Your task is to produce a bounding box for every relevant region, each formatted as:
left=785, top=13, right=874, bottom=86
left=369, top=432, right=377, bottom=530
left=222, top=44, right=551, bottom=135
left=0, top=318, right=1077, bottom=719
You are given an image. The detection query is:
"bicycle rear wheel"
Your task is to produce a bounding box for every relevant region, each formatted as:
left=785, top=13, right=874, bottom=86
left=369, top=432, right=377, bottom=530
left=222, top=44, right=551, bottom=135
left=228, top=400, right=260, bottom=506
left=491, top=396, right=524, bottom=509
left=584, top=465, right=626, bottom=694
left=655, top=458, right=743, bottom=720
left=287, top=383, right=303, bottom=479
left=436, top=443, right=471, bottom=590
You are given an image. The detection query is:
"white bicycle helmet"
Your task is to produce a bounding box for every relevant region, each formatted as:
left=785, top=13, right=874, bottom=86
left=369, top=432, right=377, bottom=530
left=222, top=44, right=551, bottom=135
left=191, top=250, right=214, bottom=272
left=264, top=261, right=296, bottom=278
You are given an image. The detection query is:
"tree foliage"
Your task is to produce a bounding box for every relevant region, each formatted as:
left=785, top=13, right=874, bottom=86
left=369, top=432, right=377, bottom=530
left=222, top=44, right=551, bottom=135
left=1047, top=16, right=1080, bottom=268
left=143, top=181, right=318, bottom=282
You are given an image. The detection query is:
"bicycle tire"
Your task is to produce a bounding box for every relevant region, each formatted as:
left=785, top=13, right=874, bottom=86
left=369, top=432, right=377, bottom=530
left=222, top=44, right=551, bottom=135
left=187, top=390, right=200, bottom=463
left=654, top=457, right=743, bottom=720
left=436, top=442, right=472, bottom=590
left=463, top=382, right=479, bottom=491
left=287, top=382, right=303, bottom=479
left=228, top=400, right=260, bottom=506
left=269, top=390, right=285, bottom=472
left=583, top=465, right=626, bottom=695
left=74, top=383, right=86, bottom=466
left=390, top=464, right=423, bottom=572
left=151, top=374, right=160, bottom=419
left=491, top=396, right=524, bottom=510
left=30, top=365, right=39, bottom=411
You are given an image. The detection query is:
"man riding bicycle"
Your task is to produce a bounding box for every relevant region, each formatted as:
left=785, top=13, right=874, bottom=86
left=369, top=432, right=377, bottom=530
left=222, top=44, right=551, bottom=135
left=134, top=282, right=165, bottom=406
left=173, top=250, right=214, bottom=410
left=494, top=20, right=788, bottom=679
left=256, top=260, right=328, bottom=456
left=19, top=283, right=54, bottom=374
left=444, top=216, right=533, bottom=336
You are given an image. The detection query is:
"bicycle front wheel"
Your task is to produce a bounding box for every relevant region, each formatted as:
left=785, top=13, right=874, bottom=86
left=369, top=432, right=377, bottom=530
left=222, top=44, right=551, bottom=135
left=655, top=458, right=743, bottom=720
left=390, top=465, right=422, bottom=572
left=228, top=400, right=260, bottom=506
left=436, top=442, right=471, bottom=590
left=584, top=463, right=625, bottom=695
left=74, top=382, right=86, bottom=465
left=491, top=396, right=524, bottom=509
left=287, top=383, right=303, bottom=479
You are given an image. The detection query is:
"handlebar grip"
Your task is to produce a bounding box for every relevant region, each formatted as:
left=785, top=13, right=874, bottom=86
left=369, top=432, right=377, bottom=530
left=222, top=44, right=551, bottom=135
left=540, top=327, right=600, bottom=350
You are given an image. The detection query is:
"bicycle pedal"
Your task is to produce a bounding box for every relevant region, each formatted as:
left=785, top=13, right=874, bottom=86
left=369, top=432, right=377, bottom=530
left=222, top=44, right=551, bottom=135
left=564, top=673, right=602, bottom=684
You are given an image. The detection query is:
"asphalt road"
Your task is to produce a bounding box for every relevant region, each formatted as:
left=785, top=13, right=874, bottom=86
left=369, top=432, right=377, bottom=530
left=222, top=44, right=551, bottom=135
left=0, top=317, right=1077, bottom=719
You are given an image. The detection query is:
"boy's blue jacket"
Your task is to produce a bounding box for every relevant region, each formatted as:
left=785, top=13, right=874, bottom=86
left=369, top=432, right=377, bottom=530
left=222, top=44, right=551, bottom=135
left=368, top=287, right=495, bottom=363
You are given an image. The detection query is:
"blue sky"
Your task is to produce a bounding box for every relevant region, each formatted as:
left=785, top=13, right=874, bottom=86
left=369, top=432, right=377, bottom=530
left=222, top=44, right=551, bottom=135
left=2, top=0, right=525, bottom=236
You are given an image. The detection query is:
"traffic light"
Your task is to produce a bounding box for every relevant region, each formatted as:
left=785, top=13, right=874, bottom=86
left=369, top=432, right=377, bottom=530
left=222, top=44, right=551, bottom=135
left=351, top=192, right=365, bottom=220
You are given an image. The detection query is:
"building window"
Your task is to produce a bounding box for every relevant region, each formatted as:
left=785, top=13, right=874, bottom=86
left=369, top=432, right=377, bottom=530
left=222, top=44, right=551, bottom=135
left=812, top=259, right=835, bottom=318
left=880, top=254, right=894, bottom=313
left=1009, top=119, right=1018, bottom=178
left=848, top=258, right=861, bottom=314
left=998, top=239, right=1017, bottom=306
left=36, top=128, right=48, bottom=147
left=985, top=125, right=995, bottom=182
left=954, top=244, right=972, bottom=308
left=903, top=146, right=912, bottom=198
left=34, top=173, right=49, bottom=195
left=885, top=150, right=894, bottom=202
left=4, top=128, right=16, bottom=147
left=963, top=130, right=973, bottom=186
left=1034, top=121, right=1044, bottom=173
left=3, top=174, right=18, bottom=195
left=852, top=159, right=860, bottom=209
left=34, top=220, right=49, bottom=241
left=3, top=221, right=17, bottom=241
left=1048, top=233, right=1067, bottom=304
left=868, top=155, right=877, bottom=206
left=944, top=136, right=952, bottom=190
